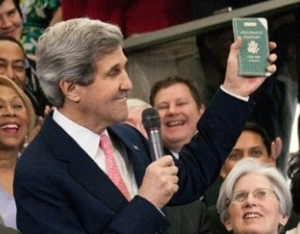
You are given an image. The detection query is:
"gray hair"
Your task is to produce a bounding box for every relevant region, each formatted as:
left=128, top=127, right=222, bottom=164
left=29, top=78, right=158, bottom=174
left=217, top=158, right=292, bottom=225
left=36, top=18, right=123, bottom=107
left=127, top=98, right=151, bottom=112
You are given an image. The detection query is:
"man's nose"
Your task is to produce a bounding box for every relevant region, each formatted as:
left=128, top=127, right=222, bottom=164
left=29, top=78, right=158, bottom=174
left=166, top=104, right=178, bottom=115
left=3, top=66, right=17, bottom=80
left=121, top=71, right=132, bottom=91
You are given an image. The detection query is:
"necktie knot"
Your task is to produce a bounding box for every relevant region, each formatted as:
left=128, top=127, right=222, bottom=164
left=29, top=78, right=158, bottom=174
left=99, top=134, right=112, bottom=156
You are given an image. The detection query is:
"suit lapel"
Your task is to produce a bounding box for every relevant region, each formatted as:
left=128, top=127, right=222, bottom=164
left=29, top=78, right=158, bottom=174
left=41, top=115, right=128, bottom=212
left=68, top=149, right=128, bottom=211
left=107, top=124, right=151, bottom=187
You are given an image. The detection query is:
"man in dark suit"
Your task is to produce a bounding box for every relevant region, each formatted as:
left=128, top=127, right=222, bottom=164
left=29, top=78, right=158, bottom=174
left=13, top=18, right=277, bottom=233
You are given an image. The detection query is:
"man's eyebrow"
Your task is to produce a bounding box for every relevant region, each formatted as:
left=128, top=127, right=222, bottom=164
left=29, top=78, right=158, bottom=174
left=106, top=63, right=121, bottom=73
left=249, top=146, right=263, bottom=150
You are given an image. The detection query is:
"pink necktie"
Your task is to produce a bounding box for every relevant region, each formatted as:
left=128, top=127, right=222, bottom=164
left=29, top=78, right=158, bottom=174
left=100, top=134, right=131, bottom=201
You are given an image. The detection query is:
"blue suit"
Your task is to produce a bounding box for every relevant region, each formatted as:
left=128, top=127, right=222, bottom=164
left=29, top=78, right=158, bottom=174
left=14, top=89, right=254, bottom=233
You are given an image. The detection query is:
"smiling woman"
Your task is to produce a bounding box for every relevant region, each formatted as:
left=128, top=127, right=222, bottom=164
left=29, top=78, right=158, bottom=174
left=0, top=74, right=35, bottom=231
left=217, top=158, right=292, bottom=234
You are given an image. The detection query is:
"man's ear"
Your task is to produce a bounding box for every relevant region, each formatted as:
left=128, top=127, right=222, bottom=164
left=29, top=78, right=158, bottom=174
left=220, top=165, right=227, bottom=178
left=270, top=137, right=282, bottom=162
left=59, top=80, right=80, bottom=102
left=198, top=104, right=206, bottom=117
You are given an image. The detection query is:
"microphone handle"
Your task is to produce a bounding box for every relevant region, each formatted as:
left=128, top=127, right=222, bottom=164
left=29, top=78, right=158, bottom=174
left=148, top=129, right=164, bottom=161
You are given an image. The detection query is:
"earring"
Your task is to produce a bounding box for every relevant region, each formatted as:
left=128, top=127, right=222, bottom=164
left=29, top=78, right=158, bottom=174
left=23, top=135, right=29, bottom=148
left=278, top=223, right=285, bottom=234
left=225, top=221, right=232, bottom=231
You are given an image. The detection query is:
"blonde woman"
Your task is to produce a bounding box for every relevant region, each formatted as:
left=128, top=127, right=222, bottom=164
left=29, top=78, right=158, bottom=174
left=0, top=75, right=35, bottom=230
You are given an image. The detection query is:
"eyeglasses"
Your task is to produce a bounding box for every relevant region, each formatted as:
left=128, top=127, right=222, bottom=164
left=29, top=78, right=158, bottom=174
left=230, top=188, right=275, bottom=203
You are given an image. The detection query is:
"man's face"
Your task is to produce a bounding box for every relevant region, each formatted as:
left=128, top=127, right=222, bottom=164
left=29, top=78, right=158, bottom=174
left=153, top=83, right=205, bottom=152
left=0, top=40, right=26, bottom=90
left=0, top=0, right=23, bottom=40
left=220, top=131, right=275, bottom=178
left=70, top=46, right=132, bottom=134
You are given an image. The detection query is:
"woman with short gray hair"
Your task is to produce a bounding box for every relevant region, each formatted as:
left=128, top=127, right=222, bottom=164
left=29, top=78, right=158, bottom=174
left=217, top=158, right=292, bottom=234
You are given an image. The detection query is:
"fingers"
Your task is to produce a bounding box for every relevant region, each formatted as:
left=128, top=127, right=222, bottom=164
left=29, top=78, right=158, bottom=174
left=265, top=42, right=277, bottom=76
left=38, top=105, right=53, bottom=124
left=265, top=64, right=277, bottom=77
left=268, top=53, right=277, bottom=63
left=265, top=52, right=277, bottom=76
left=232, top=37, right=242, bottom=50
left=228, top=37, right=242, bottom=62
left=268, top=41, right=277, bottom=51
left=138, top=156, right=179, bottom=209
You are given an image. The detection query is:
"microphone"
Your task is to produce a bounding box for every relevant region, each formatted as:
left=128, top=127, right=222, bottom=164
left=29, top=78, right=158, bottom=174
left=142, top=108, right=164, bottom=161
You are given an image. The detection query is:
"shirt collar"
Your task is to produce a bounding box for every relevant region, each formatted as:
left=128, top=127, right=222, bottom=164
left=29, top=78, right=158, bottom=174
left=53, top=108, right=104, bottom=159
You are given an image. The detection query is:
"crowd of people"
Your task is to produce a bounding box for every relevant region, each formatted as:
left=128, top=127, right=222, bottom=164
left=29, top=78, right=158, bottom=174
left=0, top=0, right=299, bottom=233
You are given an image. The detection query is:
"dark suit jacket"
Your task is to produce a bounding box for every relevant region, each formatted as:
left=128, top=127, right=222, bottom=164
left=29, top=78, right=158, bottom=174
left=166, top=200, right=215, bottom=234
left=164, top=148, right=214, bottom=234
left=14, top=89, right=254, bottom=234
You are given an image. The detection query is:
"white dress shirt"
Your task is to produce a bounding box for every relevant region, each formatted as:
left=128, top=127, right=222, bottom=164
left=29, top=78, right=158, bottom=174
left=52, top=109, right=138, bottom=199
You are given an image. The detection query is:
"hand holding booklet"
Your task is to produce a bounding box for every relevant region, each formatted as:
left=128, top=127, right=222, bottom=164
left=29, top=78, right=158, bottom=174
left=232, top=17, right=269, bottom=77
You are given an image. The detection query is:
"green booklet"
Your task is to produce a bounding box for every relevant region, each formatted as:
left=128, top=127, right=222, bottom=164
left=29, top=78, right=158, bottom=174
left=232, top=17, right=269, bottom=76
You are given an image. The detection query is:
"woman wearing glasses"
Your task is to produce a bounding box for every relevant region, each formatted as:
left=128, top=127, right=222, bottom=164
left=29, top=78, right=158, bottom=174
left=216, top=158, right=292, bottom=234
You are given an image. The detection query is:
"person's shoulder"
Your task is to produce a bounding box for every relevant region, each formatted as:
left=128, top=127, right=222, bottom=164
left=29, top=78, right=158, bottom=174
left=108, top=123, right=150, bottom=152
left=203, top=176, right=223, bottom=207
left=109, top=123, right=144, bottom=137
left=208, top=205, right=231, bottom=234
left=285, top=211, right=300, bottom=233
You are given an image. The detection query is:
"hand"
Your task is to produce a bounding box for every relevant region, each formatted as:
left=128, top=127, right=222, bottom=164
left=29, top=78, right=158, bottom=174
left=223, top=37, right=277, bottom=97
left=38, top=105, right=53, bottom=124
left=138, top=156, right=179, bottom=209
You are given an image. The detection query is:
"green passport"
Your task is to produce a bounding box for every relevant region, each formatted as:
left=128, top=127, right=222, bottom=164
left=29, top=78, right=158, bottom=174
left=232, top=17, right=269, bottom=76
